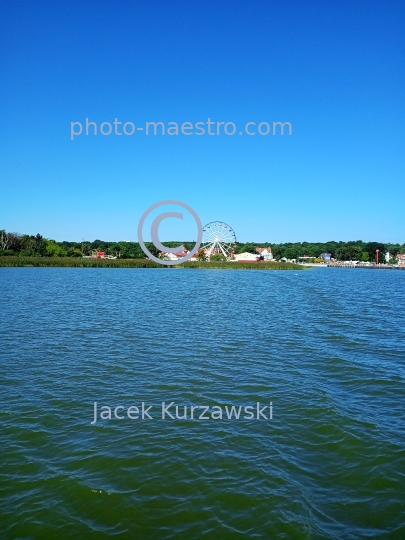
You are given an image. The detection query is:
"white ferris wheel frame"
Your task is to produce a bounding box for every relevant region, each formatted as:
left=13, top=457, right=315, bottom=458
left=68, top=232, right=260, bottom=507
left=201, top=221, right=236, bottom=259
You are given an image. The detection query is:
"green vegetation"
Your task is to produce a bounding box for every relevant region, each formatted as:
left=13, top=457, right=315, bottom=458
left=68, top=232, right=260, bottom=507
left=1, top=229, right=404, bottom=263
left=0, top=231, right=157, bottom=259
left=0, top=256, right=303, bottom=270
left=210, top=253, right=227, bottom=262
left=265, top=241, right=403, bottom=262
left=234, top=240, right=404, bottom=263
left=0, top=257, right=162, bottom=268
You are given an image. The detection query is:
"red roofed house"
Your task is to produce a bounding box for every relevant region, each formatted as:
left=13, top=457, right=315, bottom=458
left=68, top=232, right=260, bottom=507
left=255, top=246, right=273, bottom=261
left=160, top=248, right=189, bottom=261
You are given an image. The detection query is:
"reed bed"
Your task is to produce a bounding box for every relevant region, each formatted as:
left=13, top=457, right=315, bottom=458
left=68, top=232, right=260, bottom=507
left=0, top=256, right=305, bottom=270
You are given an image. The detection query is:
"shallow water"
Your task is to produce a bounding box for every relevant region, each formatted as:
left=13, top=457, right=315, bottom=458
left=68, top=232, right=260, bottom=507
left=0, top=267, right=404, bottom=539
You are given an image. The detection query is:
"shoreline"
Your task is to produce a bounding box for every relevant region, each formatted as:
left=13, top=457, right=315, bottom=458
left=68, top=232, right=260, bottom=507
left=0, top=257, right=305, bottom=270
left=327, top=263, right=405, bottom=270
left=1, top=257, right=403, bottom=270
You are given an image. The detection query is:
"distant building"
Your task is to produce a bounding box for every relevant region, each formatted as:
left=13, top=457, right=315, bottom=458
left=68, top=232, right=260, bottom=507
left=235, top=252, right=259, bottom=262
left=160, top=248, right=189, bottom=261
left=320, top=253, right=331, bottom=262
left=91, top=250, right=105, bottom=258
left=397, top=254, right=405, bottom=267
left=255, top=247, right=273, bottom=261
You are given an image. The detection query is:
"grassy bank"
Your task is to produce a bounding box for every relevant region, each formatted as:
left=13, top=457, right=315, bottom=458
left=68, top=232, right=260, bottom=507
left=0, top=256, right=305, bottom=270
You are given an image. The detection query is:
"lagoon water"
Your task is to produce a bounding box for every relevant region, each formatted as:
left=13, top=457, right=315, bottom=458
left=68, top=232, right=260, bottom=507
left=0, top=267, right=404, bottom=539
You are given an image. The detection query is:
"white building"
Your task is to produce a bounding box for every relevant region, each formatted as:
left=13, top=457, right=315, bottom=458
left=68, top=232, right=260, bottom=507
left=256, top=247, right=273, bottom=260
left=160, top=248, right=189, bottom=261
left=234, top=252, right=258, bottom=262
left=398, top=254, right=405, bottom=267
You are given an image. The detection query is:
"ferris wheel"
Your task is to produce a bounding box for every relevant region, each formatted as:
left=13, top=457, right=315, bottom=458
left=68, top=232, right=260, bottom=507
left=201, top=221, right=237, bottom=260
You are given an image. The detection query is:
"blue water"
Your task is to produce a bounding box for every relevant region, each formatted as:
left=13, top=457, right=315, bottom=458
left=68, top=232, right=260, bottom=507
left=0, top=267, right=404, bottom=539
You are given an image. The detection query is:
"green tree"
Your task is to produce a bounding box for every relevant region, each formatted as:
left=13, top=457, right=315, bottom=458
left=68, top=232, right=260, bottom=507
left=364, top=242, right=386, bottom=263
left=272, top=246, right=282, bottom=260
left=144, top=242, right=160, bottom=258
left=45, top=240, right=67, bottom=257
left=196, top=248, right=207, bottom=261
left=284, top=246, right=299, bottom=260
left=338, top=246, right=362, bottom=261
left=210, top=253, right=226, bottom=262
left=67, top=247, right=82, bottom=257
left=237, top=243, right=257, bottom=254
left=0, top=230, right=11, bottom=250
left=34, top=234, right=47, bottom=256
left=81, top=241, right=91, bottom=256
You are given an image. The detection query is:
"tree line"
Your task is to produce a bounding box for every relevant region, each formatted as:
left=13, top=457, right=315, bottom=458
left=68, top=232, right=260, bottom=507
left=235, top=241, right=405, bottom=263
left=1, top=230, right=404, bottom=262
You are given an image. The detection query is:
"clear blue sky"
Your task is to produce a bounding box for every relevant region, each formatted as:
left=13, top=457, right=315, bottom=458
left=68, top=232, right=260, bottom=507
left=1, top=0, right=404, bottom=243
